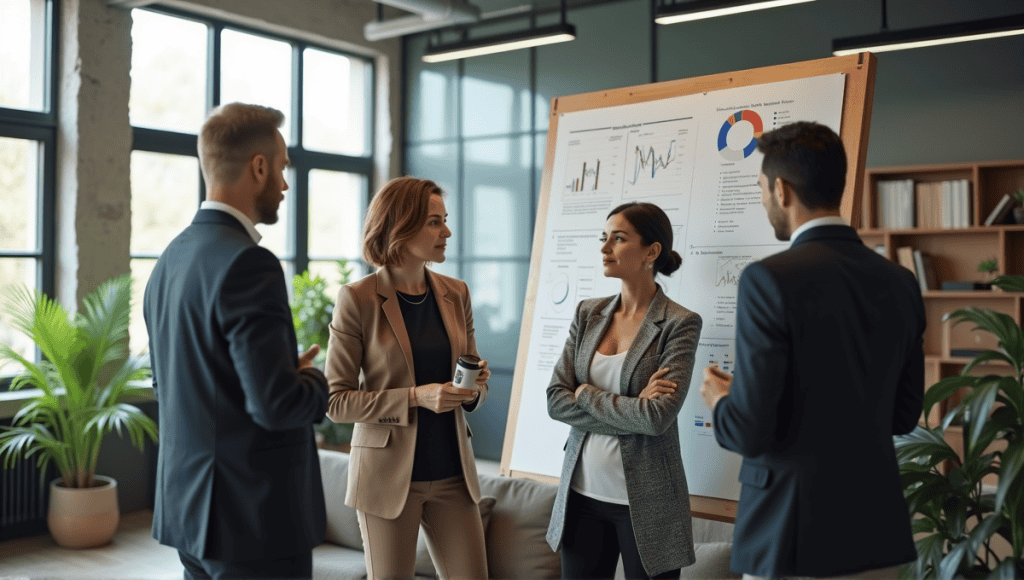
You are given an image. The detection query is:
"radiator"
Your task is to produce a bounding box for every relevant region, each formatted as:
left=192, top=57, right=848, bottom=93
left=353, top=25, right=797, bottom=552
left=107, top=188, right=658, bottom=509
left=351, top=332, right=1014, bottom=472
left=0, top=431, right=54, bottom=541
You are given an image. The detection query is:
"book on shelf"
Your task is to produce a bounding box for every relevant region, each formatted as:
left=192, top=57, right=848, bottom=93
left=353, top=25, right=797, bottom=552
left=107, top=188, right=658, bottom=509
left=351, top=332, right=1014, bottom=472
left=912, top=249, right=939, bottom=292
left=949, top=348, right=986, bottom=359
left=940, top=281, right=992, bottom=291
left=877, top=179, right=914, bottom=229
left=896, top=246, right=916, bottom=276
left=984, top=193, right=1014, bottom=226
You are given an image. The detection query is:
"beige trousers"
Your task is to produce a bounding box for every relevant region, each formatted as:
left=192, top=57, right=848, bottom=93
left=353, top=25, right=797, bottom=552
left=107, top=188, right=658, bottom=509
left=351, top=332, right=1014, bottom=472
left=742, top=563, right=904, bottom=580
left=357, top=475, right=488, bottom=580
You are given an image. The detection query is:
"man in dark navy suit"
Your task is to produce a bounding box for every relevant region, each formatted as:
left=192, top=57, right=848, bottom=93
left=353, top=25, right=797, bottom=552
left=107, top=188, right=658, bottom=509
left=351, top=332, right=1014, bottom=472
left=144, top=103, right=329, bottom=580
left=701, top=122, right=924, bottom=579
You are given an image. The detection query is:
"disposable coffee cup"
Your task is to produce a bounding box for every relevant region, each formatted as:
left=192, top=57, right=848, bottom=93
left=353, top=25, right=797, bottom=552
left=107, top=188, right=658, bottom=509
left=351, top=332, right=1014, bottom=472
left=452, top=355, right=482, bottom=391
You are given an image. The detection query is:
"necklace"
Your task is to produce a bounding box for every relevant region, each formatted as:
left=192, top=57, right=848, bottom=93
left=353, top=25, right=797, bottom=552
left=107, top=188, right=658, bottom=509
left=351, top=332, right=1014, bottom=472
left=396, top=287, right=430, bottom=305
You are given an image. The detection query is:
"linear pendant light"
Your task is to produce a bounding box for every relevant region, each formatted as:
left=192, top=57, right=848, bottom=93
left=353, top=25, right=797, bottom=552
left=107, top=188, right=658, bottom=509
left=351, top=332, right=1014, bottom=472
left=834, top=13, right=1024, bottom=56
left=422, top=0, right=575, bottom=63
left=655, top=0, right=815, bottom=25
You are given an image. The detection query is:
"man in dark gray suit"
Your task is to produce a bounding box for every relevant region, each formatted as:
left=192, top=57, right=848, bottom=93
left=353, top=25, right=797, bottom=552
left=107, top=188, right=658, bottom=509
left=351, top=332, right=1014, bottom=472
left=701, top=122, right=924, bottom=579
left=144, top=103, right=329, bottom=580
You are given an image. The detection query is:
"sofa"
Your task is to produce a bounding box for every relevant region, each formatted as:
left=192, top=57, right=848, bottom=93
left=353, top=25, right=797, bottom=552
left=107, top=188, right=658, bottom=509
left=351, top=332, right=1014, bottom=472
left=313, top=450, right=738, bottom=580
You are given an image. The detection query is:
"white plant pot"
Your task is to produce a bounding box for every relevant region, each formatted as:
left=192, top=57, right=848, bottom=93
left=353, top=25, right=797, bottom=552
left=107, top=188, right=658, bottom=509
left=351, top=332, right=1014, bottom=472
left=47, top=475, right=120, bottom=549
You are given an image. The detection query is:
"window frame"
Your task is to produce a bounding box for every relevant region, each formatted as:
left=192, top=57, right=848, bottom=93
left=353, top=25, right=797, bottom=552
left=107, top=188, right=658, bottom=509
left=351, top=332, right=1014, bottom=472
left=128, top=5, right=376, bottom=286
left=0, top=0, right=59, bottom=389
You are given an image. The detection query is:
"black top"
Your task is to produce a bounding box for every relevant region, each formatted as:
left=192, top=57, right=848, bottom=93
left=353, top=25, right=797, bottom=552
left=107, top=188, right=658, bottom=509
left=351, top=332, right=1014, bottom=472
left=396, top=288, right=463, bottom=481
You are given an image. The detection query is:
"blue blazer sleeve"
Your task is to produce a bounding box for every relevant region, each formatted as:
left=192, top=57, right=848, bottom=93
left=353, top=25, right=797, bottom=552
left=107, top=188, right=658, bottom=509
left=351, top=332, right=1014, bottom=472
left=713, top=261, right=789, bottom=457
left=218, top=246, right=328, bottom=430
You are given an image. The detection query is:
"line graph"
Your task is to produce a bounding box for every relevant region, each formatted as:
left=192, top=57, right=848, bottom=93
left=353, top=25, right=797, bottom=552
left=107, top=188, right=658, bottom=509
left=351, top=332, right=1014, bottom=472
left=627, top=141, right=676, bottom=185
left=715, top=256, right=753, bottom=287
left=621, top=122, right=695, bottom=199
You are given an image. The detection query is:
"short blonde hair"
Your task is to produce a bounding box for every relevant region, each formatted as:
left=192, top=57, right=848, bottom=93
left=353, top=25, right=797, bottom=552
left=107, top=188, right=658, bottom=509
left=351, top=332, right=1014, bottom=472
left=362, top=177, right=443, bottom=267
left=198, top=103, right=284, bottom=187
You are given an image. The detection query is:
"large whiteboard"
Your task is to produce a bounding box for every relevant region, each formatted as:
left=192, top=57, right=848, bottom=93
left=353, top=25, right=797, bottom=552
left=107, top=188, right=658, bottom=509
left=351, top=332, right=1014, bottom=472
left=501, top=55, right=877, bottom=522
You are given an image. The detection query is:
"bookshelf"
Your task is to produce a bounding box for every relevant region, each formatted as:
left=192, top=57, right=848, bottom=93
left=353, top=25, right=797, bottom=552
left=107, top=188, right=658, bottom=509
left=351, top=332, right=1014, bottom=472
left=857, top=160, right=1024, bottom=473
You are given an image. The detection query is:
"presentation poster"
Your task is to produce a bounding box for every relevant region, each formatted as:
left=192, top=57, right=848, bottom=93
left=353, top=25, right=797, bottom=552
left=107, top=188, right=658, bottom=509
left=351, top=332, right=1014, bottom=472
left=509, top=73, right=847, bottom=500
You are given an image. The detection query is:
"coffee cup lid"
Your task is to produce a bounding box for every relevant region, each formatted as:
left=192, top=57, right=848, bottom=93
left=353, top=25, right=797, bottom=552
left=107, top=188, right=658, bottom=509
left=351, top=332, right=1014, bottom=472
left=458, top=354, right=481, bottom=367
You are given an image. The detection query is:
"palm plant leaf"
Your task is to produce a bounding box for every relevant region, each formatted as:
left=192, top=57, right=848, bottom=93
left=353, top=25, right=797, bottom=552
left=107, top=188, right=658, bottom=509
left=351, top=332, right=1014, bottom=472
left=992, top=274, right=1024, bottom=293
left=1, top=277, right=158, bottom=488
left=937, top=539, right=970, bottom=580
left=962, top=350, right=1015, bottom=376
left=77, top=274, right=133, bottom=389
left=924, top=375, right=977, bottom=426
left=996, top=441, right=1024, bottom=512
left=895, top=426, right=959, bottom=466
left=945, top=307, right=1024, bottom=370
left=964, top=382, right=1000, bottom=456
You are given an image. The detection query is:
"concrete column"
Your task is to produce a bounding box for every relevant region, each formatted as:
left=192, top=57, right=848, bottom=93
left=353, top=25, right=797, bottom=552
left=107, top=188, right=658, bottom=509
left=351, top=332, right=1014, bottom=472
left=56, top=0, right=132, bottom=308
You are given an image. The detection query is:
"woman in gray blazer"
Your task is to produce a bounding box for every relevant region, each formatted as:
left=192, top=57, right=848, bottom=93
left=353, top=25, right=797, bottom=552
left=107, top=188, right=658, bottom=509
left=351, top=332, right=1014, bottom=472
left=546, top=202, right=702, bottom=580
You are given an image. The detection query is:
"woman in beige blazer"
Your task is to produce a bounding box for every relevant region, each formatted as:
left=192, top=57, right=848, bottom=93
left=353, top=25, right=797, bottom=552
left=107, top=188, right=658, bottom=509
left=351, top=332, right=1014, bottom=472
left=324, top=177, right=490, bottom=580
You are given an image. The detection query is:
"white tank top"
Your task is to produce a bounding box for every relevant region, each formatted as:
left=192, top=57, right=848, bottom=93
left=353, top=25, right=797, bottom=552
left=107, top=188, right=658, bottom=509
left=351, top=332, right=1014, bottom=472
left=569, top=350, right=629, bottom=505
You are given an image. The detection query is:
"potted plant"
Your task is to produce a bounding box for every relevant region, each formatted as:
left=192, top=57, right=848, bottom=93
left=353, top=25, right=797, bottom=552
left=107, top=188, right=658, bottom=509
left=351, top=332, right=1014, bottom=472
left=978, top=258, right=998, bottom=288
left=0, top=274, right=158, bottom=548
left=290, top=259, right=354, bottom=450
left=1013, top=190, right=1024, bottom=225
left=894, top=274, right=1024, bottom=579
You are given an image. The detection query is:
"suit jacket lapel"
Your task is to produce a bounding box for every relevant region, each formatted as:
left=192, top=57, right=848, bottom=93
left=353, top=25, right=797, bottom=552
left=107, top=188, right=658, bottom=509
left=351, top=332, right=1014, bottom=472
left=376, top=268, right=416, bottom=383
left=578, top=296, right=618, bottom=387
left=426, top=269, right=462, bottom=373
left=622, top=288, right=667, bottom=395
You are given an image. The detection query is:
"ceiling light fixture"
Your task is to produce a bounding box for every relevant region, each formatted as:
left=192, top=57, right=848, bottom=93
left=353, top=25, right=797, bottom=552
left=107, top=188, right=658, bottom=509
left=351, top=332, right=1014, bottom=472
left=654, top=0, right=815, bottom=26
left=833, top=2, right=1024, bottom=56
left=422, top=0, right=575, bottom=63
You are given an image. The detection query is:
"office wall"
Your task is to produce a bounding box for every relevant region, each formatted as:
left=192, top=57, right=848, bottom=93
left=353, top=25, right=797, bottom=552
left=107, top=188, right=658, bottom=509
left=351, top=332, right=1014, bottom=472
left=403, top=0, right=1024, bottom=460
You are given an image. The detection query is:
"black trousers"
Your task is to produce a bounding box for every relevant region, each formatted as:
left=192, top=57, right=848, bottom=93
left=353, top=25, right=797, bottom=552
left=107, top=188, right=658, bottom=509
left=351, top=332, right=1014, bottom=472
left=561, top=490, right=681, bottom=580
left=178, top=550, right=312, bottom=580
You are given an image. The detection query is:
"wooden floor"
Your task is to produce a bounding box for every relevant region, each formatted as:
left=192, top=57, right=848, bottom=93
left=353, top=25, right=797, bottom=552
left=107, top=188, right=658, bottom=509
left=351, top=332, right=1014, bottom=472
left=0, top=510, right=184, bottom=579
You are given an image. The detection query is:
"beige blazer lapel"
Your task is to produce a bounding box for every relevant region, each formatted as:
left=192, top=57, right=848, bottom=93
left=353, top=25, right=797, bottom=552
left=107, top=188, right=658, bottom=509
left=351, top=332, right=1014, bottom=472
left=375, top=268, right=416, bottom=383
left=426, top=269, right=463, bottom=373
left=620, top=288, right=668, bottom=395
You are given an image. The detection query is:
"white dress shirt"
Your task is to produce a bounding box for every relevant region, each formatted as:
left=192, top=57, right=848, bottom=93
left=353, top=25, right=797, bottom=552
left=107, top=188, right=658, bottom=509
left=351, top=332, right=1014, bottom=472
left=200, top=200, right=262, bottom=244
left=789, top=215, right=848, bottom=247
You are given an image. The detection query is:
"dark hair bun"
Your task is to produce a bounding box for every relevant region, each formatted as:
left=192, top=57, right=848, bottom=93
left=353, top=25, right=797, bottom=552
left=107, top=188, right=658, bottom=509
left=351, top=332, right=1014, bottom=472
left=659, top=250, right=683, bottom=276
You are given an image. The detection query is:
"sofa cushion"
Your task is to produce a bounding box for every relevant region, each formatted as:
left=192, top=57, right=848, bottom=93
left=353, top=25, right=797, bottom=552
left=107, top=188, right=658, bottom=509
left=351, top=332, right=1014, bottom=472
left=478, top=473, right=561, bottom=579
left=682, top=542, right=738, bottom=579
left=414, top=496, right=497, bottom=577
left=312, top=543, right=370, bottom=580
left=319, top=450, right=363, bottom=550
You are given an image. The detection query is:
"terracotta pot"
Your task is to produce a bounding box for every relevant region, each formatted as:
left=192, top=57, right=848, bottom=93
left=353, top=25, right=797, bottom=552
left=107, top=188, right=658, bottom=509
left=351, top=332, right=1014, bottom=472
left=48, top=475, right=119, bottom=549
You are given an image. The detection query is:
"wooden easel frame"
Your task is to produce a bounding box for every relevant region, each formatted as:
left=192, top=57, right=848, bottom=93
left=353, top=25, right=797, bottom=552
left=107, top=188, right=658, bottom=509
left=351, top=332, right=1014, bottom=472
left=500, top=53, right=877, bottom=522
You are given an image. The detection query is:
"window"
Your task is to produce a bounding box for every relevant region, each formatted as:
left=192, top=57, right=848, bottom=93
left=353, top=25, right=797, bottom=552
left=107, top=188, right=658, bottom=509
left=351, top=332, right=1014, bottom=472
left=128, top=8, right=374, bottom=353
left=0, top=0, right=57, bottom=387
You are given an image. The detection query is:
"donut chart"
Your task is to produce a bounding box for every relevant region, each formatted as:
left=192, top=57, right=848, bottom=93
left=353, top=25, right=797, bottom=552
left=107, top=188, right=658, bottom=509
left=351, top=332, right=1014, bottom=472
left=717, top=110, right=763, bottom=161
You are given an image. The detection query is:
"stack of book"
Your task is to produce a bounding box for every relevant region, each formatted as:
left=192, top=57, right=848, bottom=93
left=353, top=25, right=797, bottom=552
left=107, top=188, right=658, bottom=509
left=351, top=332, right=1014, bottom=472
left=895, top=246, right=939, bottom=292
left=915, top=179, right=972, bottom=229
left=876, top=179, right=973, bottom=229
left=876, top=179, right=915, bottom=229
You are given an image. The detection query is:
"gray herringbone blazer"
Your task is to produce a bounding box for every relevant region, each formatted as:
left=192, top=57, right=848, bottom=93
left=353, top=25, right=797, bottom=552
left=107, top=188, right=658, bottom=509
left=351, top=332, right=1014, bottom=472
left=546, top=287, right=702, bottom=576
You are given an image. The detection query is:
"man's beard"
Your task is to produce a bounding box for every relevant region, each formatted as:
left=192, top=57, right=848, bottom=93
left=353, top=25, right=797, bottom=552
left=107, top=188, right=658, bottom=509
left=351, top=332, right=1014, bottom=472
left=254, top=179, right=280, bottom=225
left=766, top=194, right=790, bottom=241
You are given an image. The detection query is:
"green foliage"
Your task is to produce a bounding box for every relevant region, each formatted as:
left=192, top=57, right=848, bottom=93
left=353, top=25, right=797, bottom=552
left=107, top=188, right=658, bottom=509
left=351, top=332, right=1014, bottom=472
left=895, top=275, right=1024, bottom=579
left=0, top=275, right=158, bottom=488
left=978, top=259, right=998, bottom=276
left=289, top=259, right=354, bottom=446
left=1012, top=189, right=1024, bottom=206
